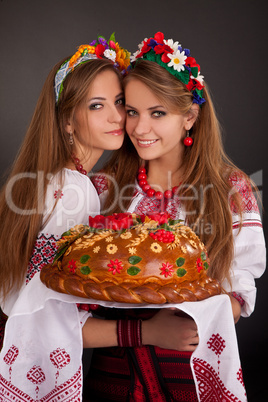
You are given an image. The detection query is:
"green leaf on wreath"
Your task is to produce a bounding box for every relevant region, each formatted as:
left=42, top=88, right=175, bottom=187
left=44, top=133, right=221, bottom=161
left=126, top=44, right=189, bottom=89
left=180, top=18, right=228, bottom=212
left=191, top=66, right=198, bottom=78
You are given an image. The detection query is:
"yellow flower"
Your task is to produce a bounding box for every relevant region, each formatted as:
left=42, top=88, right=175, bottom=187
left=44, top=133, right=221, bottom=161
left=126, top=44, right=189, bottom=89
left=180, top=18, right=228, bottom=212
left=115, top=43, right=131, bottom=70
left=93, top=246, right=100, bottom=253
left=105, top=236, right=114, bottom=243
left=181, top=246, right=187, bottom=253
left=128, top=247, right=137, bottom=255
left=107, top=244, right=118, bottom=254
left=69, top=45, right=96, bottom=68
left=120, top=232, right=132, bottom=240
left=150, top=243, right=162, bottom=253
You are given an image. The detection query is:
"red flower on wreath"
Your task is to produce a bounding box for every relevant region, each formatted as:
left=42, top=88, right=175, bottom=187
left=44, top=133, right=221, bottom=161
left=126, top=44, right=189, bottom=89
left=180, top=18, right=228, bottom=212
left=107, top=259, right=123, bottom=275
left=154, top=43, right=173, bottom=63
left=68, top=259, right=77, bottom=273
left=160, top=262, right=174, bottom=278
left=95, top=44, right=105, bottom=58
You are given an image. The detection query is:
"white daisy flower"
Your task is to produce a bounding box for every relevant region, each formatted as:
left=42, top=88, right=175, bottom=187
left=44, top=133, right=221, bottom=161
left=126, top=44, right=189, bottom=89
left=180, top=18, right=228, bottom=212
left=138, top=39, right=147, bottom=49
left=167, top=50, right=187, bottom=72
left=104, top=49, right=116, bottom=62
left=130, top=50, right=140, bottom=62
left=164, top=39, right=181, bottom=52
left=191, top=71, right=204, bottom=85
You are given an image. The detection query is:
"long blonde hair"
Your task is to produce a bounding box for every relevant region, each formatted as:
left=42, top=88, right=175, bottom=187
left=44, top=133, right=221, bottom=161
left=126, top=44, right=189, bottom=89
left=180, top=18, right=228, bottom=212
left=0, top=57, right=122, bottom=300
left=102, top=60, right=247, bottom=284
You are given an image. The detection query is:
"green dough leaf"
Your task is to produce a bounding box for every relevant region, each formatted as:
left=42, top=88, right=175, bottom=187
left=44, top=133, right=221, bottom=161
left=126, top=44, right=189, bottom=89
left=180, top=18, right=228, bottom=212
left=127, top=266, right=141, bottom=276
left=128, top=255, right=142, bottom=265
left=177, top=268, right=187, bottom=277
left=176, top=257, right=185, bottom=267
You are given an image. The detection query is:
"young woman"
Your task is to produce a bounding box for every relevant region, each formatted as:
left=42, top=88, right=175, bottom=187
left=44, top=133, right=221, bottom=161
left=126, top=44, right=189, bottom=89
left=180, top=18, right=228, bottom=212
left=0, top=34, right=130, bottom=400
left=86, top=32, right=266, bottom=401
left=0, top=33, right=198, bottom=401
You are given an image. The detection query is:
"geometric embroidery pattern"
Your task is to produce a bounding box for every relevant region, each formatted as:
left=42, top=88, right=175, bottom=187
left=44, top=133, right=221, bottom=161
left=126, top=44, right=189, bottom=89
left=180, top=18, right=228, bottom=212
left=229, top=173, right=259, bottom=214
left=3, top=345, right=19, bottom=381
left=237, top=367, right=245, bottom=387
left=0, top=366, right=82, bottom=402
left=193, top=358, right=242, bottom=402
left=207, top=333, right=226, bottom=373
left=27, top=365, right=46, bottom=400
left=90, top=173, right=108, bottom=195
left=50, top=348, right=71, bottom=386
left=26, top=233, right=59, bottom=284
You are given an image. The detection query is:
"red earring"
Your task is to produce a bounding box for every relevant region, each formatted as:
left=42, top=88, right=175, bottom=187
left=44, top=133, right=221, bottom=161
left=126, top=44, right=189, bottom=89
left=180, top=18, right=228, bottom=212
left=183, top=131, right=193, bottom=147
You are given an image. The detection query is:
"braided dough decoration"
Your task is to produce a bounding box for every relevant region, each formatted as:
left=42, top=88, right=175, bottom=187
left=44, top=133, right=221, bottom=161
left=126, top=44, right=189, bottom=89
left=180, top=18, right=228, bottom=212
left=40, top=218, right=221, bottom=304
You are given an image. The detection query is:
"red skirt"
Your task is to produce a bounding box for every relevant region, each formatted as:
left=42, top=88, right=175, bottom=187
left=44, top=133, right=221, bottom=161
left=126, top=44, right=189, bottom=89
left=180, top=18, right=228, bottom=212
left=83, top=308, right=198, bottom=401
left=83, top=345, right=198, bottom=401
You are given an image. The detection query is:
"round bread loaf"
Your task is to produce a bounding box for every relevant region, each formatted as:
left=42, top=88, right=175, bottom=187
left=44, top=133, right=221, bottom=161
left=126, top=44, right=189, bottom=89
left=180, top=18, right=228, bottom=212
left=40, top=213, right=221, bottom=304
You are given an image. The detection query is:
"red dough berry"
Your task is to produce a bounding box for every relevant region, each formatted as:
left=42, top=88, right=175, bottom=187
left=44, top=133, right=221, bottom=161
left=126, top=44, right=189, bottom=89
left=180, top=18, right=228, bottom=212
left=150, top=229, right=175, bottom=243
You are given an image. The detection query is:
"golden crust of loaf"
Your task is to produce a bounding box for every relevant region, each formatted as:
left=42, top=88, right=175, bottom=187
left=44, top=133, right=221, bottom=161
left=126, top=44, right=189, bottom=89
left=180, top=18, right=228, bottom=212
left=40, top=214, right=221, bottom=303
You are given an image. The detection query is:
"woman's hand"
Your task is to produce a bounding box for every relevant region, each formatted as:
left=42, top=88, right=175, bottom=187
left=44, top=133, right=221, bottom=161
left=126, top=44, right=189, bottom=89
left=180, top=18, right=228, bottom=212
left=142, top=308, right=199, bottom=352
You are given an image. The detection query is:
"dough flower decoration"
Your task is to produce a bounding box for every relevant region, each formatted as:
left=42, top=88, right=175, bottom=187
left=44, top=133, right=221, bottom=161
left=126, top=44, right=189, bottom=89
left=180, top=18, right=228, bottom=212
left=160, top=262, right=175, bottom=278
left=107, top=259, right=123, bottom=275
left=130, top=31, right=205, bottom=105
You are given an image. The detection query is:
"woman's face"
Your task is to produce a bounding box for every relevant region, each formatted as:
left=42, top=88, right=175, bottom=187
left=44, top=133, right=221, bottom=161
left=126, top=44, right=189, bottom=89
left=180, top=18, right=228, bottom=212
left=72, top=69, right=125, bottom=161
left=125, top=78, right=189, bottom=164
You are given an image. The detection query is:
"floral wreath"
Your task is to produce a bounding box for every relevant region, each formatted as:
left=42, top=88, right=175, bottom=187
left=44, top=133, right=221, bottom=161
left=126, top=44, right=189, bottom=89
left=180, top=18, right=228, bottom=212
left=54, top=33, right=131, bottom=104
left=130, top=32, right=205, bottom=105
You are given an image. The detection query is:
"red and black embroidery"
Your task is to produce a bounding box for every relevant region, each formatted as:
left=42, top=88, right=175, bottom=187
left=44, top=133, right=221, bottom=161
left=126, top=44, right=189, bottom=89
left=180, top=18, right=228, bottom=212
left=1, top=345, right=80, bottom=402
left=91, top=173, right=108, bottom=195
left=26, top=233, right=59, bottom=284
left=193, top=358, right=244, bottom=402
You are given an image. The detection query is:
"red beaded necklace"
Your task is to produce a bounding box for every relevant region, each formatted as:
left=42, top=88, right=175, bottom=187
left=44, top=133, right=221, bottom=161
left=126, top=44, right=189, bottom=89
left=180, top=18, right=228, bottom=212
left=137, top=167, right=178, bottom=200
left=71, top=154, right=87, bottom=175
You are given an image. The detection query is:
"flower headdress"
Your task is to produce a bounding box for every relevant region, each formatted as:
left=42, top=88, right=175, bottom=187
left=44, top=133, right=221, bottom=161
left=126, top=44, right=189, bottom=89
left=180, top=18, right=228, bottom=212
left=131, top=32, right=205, bottom=105
left=54, top=33, right=130, bottom=104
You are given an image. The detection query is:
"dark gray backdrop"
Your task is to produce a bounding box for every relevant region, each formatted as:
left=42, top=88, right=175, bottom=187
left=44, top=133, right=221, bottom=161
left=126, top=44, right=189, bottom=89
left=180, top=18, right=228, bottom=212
left=0, top=1, right=267, bottom=400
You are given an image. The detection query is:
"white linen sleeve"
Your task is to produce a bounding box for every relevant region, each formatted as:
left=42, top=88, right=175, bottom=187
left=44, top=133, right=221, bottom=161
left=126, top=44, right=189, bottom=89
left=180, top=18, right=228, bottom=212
left=43, top=169, right=100, bottom=237
left=221, top=221, right=266, bottom=317
left=78, top=310, right=93, bottom=327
